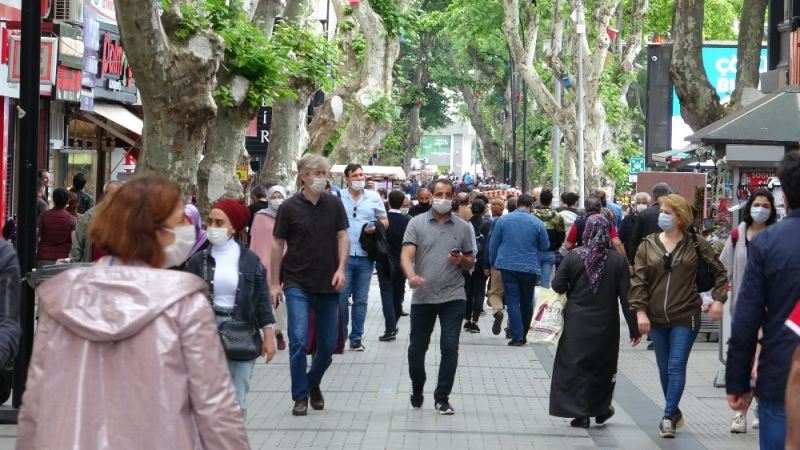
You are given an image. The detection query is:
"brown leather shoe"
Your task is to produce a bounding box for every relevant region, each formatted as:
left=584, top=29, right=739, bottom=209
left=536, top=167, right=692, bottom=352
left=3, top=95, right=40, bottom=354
left=309, top=386, right=324, bottom=410
left=276, top=333, right=286, bottom=351
left=292, top=399, right=308, bottom=416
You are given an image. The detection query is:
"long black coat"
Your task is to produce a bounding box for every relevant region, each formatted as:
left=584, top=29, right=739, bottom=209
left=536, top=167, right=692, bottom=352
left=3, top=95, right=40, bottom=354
left=549, top=249, right=639, bottom=418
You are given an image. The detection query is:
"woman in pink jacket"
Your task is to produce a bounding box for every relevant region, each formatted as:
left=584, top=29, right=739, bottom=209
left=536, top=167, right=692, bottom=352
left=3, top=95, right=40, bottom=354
left=17, top=176, right=250, bottom=450
left=250, top=185, right=287, bottom=350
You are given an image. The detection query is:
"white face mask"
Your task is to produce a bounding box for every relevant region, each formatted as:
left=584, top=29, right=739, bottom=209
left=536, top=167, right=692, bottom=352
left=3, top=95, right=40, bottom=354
left=307, top=177, right=327, bottom=194
left=350, top=180, right=365, bottom=191
left=432, top=198, right=452, bottom=214
left=162, top=225, right=196, bottom=268
left=750, top=206, right=770, bottom=224
left=269, top=198, right=284, bottom=210
left=636, top=204, right=648, bottom=213
left=658, top=212, right=675, bottom=231
left=400, top=207, right=409, bottom=215
left=207, top=227, right=231, bottom=246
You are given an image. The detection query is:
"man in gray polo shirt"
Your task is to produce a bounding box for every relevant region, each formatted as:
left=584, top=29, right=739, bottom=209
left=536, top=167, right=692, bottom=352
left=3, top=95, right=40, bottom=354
left=401, top=178, right=474, bottom=415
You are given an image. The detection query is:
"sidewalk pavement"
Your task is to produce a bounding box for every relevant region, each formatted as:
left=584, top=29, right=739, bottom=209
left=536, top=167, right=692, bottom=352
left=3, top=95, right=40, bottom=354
left=0, top=279, right=761, bottom=449
left=245, top=280, right=760, bottom=449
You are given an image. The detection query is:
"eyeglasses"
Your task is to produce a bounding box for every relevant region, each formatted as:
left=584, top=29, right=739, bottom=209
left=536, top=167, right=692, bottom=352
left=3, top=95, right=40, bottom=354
left=663, top=252, right=672, bottom=271
left=353, top=206, right=357, bottom=218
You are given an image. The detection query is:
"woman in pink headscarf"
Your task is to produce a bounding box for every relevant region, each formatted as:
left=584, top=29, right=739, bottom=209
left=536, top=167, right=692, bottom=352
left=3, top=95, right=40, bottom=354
left=250, top=185, right=288, bottom=350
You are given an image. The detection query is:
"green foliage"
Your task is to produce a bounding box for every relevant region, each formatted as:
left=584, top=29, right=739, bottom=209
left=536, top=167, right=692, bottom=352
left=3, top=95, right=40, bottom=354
left=273, top=24, right=339, bottom=93
left=378, top=116, right=410, bottom=165
left=645, top=0, right=742, bottom=40
left=165, top=0, right=338, bottom=109
left=603, top=152, right=630, bottom=191
left=369, top=0, right=407, bottom=37
left=363, top=94, right=401, bottom=124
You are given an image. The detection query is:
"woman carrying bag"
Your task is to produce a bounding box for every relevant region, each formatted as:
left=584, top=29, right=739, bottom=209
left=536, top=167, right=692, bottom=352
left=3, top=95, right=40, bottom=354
left=186, top=198, right=277, bottom=416
left=549, top=214, right=640, bottom=428
left=629, top=194, right=728, bottom=438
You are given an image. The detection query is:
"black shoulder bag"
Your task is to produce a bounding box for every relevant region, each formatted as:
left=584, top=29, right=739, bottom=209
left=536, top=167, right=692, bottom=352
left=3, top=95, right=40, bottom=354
left=690, top=229, right=715, bottom=293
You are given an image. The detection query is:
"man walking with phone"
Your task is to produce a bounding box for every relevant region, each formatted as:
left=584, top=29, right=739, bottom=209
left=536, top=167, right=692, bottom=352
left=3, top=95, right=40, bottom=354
left=401, top=178, right=474, bottom=415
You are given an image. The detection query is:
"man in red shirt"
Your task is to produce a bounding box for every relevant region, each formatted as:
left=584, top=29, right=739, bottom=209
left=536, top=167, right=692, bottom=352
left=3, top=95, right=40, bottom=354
left=563, top=198, right=627, bottom=257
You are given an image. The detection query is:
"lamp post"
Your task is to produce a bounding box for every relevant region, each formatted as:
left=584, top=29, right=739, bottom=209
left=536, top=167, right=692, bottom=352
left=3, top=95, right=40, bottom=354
left=510, top=71, right=517, bottom=188
left=14, top=0, right=42, bottom=413
left=576, top=0, right=586, bottom=209
left=551, top=79, right=561, bottom=203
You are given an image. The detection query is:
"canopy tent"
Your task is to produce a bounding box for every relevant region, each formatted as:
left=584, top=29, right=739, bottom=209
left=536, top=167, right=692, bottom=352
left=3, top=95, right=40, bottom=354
left=331, top=165, right=407, bottom=180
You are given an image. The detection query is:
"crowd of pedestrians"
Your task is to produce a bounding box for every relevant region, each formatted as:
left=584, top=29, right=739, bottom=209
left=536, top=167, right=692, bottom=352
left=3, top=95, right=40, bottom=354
left=8, top=151, right=800, bottom=448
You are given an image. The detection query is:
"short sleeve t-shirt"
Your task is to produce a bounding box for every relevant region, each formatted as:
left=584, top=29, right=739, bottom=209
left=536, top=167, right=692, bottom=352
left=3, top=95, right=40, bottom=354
left=273, top=191, right=349, bottom=294
left=402, top=212, right=474, bottom=305
left=339, top=189, right=387, bottom=257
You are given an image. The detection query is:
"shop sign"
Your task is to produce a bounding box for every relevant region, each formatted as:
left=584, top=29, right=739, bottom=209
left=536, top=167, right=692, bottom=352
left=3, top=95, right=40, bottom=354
left=737, top=170, right=776, bottom=200
left=245, top=106, right=272, bottom=156
left=237, top=163, right=250, bottom=182
left=58, top=24, right=84, bottom=70
left=92, top=24, right=136, bottom=104
left=56, top=66, right=81, bottom=102
left=7, top=35, right=58, bottom=85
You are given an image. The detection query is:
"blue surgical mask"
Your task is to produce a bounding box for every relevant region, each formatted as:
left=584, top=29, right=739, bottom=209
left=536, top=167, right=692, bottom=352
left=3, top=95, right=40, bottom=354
left=750, top=206, right=770, bottom=224
left=658, top=212, right=675, bottom=231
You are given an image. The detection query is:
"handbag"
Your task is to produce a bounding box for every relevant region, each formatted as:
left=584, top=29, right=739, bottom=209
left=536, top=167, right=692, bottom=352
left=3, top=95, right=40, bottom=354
left=527, top=288, right=568, bottom=347
left=690, top=229, right=715, bottom=293
left=218, top=317, right=263, bottom=361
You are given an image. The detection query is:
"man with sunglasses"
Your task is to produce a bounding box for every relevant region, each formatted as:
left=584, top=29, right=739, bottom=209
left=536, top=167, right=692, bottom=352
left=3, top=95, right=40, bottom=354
left=339, top=163, right=388, bottom=351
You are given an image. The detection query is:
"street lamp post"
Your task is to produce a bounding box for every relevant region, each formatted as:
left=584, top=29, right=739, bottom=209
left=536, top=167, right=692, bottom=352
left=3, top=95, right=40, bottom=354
left=576, top=0, right=586, bottom=209
left=510, top=71, right=517, bottom=188
left=13, top=0, right=42, bottom=414
left=521, top=82, right=528, bottom=194
left=551, top=79, right=561, bottom=203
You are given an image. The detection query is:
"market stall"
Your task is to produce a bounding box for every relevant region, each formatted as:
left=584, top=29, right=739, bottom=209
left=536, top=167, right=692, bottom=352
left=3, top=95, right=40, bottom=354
left=686, top=86, right=800, bottom=384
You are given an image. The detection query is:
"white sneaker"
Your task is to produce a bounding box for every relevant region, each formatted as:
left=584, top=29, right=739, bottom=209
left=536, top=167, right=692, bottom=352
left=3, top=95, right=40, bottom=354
left=730, top=412, right=746, bottom=434
left=751, top=408, right=759, bottom=429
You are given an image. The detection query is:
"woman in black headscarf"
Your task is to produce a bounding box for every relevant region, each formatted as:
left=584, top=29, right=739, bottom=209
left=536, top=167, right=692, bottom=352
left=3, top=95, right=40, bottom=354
left=549, top=214, right=641, bottom=428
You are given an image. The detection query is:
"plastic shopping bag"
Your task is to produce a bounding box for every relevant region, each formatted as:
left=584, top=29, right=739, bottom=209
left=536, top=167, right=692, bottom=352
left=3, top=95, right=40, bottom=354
left=527, top=288, right=567, bottom=347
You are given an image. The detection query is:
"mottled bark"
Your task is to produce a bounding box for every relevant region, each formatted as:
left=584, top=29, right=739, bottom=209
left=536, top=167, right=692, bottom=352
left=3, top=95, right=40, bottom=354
left=197, top=73, right=253, bottom=214
left=330, top=0, right=408, bottom=164
left=116, top=0, right=224, bottom=196
left=308, top=0, right=361, bottom=153
left=262, top=0, right=316, bottom=188
left=262, top=86, right=315, bottom=188
left=731, top=0, right=768, bottom=107
left=404, top=33, right=432, bottom=172
left=670, top=0, right=725, bottom=130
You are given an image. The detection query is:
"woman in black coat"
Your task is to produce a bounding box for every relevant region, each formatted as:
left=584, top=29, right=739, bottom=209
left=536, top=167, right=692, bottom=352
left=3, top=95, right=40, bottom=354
left=550, top=214, right=640, bottom=428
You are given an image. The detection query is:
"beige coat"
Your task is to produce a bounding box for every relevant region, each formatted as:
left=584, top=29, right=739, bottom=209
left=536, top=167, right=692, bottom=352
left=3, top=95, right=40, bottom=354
left=17, top=263, right=250, bottom=450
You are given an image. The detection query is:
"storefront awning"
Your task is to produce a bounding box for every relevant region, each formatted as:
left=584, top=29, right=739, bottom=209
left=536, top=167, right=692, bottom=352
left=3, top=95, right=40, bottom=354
left=81, top=102, right=142, bottom=147
left=687, top=86, right=800, bottom=147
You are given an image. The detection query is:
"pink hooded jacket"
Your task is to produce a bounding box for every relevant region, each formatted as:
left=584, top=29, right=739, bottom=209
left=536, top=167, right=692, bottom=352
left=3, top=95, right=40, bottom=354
left=16, top=264, right=250, bottom=450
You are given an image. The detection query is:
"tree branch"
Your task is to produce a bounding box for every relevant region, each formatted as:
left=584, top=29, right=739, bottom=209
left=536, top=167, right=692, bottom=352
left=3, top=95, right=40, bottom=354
left=252, top=0, right=285, bottom=38
left=619, top=0, right=648, bottom=74
left=586, top=0, right=619, bottom=89
left=501, top=0, right=565, bottom=122
left=731, top=0, right=768, bottom=106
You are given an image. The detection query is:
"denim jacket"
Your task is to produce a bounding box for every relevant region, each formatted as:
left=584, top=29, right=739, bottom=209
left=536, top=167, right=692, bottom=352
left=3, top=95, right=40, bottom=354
left=185, top=240, right=275, bottom=329
left=487, top=209, right=550, bottom=275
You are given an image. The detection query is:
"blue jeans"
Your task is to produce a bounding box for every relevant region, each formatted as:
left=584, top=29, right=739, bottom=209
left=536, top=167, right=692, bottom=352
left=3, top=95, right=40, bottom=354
left=214, top=315, right=257, bottom=415
left=758, top=398, right=786, bottom=450
left=408, top=300, right=464, bottom=402
left=500, top=270, right=537, bottom=341
left=538, top=251, right=557, bottom=289
left=285, top=288, right=339, bottom=401
left=339, top=256, right=374, bottom=343
left=650, top=326, right=698, bottom=418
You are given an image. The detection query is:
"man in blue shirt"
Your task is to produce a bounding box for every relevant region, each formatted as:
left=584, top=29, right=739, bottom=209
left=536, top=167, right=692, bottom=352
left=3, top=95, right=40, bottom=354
left=726, top=151, right=800, bottom=449
left=487, top=193, right=550, bottom=346
left=339, top=164, right=388, bottom=351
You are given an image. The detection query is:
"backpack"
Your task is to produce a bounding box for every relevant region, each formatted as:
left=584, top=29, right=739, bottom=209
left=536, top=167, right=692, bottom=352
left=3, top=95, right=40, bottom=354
left=471, top=217, right=487, bottom=258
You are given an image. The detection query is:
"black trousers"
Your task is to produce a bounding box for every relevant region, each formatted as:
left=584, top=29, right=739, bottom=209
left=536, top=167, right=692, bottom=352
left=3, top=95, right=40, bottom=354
left=408, top=300, right=464, bottom=402
left=377, top=259, right=405, bottom=334
left=464, top=271, right=487, bottom=322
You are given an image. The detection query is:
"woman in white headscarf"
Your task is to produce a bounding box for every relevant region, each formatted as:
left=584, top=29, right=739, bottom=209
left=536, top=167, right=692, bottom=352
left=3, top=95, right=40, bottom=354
left=250, top=185, right=288, bottom=350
